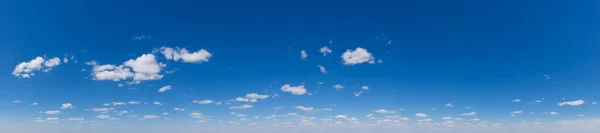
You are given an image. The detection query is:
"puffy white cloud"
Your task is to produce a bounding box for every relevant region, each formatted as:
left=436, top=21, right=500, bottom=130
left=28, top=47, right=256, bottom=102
left=45, top=117, right=59, bottom=121
left=300, top=50, right=308, bottom=59
left=127, top=101, right=140, bottom=105
left=558, top=100, right=585, bottom=106
left=361, top=86, right=369, bottom=90
left=513, top=99, right=521, bottom=102
left=245, top=93, right=269, bottom=100
left=112, top=102, right=126, bottom=106
left=280, top=84, right=307, bottom=95
left=190, top=112, right=205, bottom=119
left=158, top=85, right=172, bottom=92
left=333, top=84, right=344, bottom=90
left=230, top=104, right=253, bottom=109
left=95, top=115, right=110, bottom=119
left=445, top=103, right=454, bottom=107
left=334, top=115, right=348, bottom=119
left=198, top=100, right=215, bottom=104
left=295, top=106, right=314, bottom=112
left=68, top=118, right=84, bottom=121
left=287, top=113, right=299, bottom=116
left=41, top=110, right=61, bottom=115
left=511, top=111, right=523, bottom=114
left=174, top=108, right=186, bottom=111
left=319, top=46, right=332, bottom=56
left=341, top=47, right=375, bottom=65
left=317, top=65, right=327, bottom=74
left=153, top=101, right=162, bottom=105
left=12, top=100, right=21, bottom=103
left=375, top=109, right=396, bottom=114
left=90, top=54, right=165, bottom=84
left=461, top=112, right=476, bottom=116
left=60, top=103, right=74, bottom=109
left=160, top=47, right=212, bottom=63
left=13, top=56, right=65, bottom=78
left=142, top=115, right=159, bottom=120
left=30, top=102, right=38, bottom=106
left=415, top=113, right=428, bottom=118
left=549, top=112, right=559, bottom=115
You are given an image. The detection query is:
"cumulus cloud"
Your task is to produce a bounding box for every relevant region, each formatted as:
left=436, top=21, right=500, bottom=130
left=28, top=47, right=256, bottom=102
left=460, top=112, right=476, bottom=116
left=236, top=93, right=269, bottom=103
left=549, top=112, right=559, bottom=115
left=174, top=108, right=186, bottom=111
left=317, top=65, right=327, bottom=74
left=158, top=85, right=172, bottom=92
left=60, top=103, right=74, bottom=109
left=95, top=115, right=110, bottom=119
left=67, top=118, right=84, bottom=121
left=112, top=102, right=126, bottom=106
left=415, top=113, right=428, bottom=118
left=198, top=100, right=215, bottom=104
left=445, top=103, right=454, bottom=107
left=90, top=54, right=165, bottom=84
left=142, top=115, right=159, bottom=120
left=341, top=47, right=375, bottom=65
left=375, top=109, right=396, bottom=114
left=335, top=115, right=348, bottom=119
left=41, top=110, right=60, bottom=115
left=190, top=112, right=206, bottom=119
left=153, top=101, right=162, bottom=105
left=295, top=106, right=315, bottom=112
left=333, top=84, right=344, bottom=90
left=127, top=101, right=140, bottom=105
left=13, top=56, right=65, bottom=78
left=319, top=46, right=332, bottom=56
left=300, top=50, right=308, bottom=59
left=558, top=100, right=585, bottom=106
left=230, top=104, right=253, bottom=109
left=281, top=84, right=307, bottom=95
left=160, top=47, right=212, bottom=63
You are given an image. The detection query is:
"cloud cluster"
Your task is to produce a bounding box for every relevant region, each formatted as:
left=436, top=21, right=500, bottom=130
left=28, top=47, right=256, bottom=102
left=13, top=56, right=65, bottom=78
left=341, top=47, right=375, bottom=65
left=281, top=84, right=307, bottom=95
left=89, top=54, right=165, bottom=84
left=159, top=47, right=212, bottom=63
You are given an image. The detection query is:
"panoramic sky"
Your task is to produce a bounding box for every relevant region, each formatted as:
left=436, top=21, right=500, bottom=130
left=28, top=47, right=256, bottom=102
left=1, top=0, right=600, bottom=133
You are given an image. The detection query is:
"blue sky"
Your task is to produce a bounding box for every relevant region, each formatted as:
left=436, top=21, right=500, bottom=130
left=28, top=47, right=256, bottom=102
left=1, top=0, right=600, bottom=132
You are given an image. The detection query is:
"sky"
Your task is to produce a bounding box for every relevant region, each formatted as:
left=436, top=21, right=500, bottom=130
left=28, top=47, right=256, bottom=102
left=1, top=0, right=600, bottom=133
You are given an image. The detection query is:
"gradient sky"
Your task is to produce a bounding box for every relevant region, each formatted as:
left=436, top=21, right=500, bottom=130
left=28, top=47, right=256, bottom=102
left=1, top=0, right=600, bottom=133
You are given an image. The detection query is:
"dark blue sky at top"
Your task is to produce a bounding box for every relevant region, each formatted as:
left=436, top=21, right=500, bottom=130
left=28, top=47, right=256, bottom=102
left=1, top=0, right=600, bottom=121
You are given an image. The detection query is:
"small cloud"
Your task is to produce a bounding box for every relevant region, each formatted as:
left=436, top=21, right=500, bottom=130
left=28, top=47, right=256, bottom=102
left=142, top=115, right=159, bottom=120
left=112, top=102, right=126, bottom=106
left=549, top=112, right=558, bottom=115
left=280, top=84, right=307, bottom=95
left=333, top=84, right=344, bottom=90
left=375, top=109, right=396, bottom=114
left=512, top=99, right=521, bottom=102
left=127, top=101, right=140, bottom=105
left=342, top=47, right=375, bottom=65
left=60, top=103, right=74, bottom=109
left=41, top=110, right=61, bottom=115
left=295, top=106, right=314, bottom=112
left=133, top=35, right=151, bottom=40
left=198, top=100, right=215, bottom=104
left=319, top=46, right=332, bottom=56
left=317, top=65, right=327, bottom=74
left=445, top=103, right=454, bottom=107
left=461, top=112, right=476, bottom=116
left=415, top=113, right=428, bottom=118
left=230, top=104, right=253, bottom=109
left=558, top=99, right=584, bottom=106
left=12, top=100, right=21, bottom=103
left=158, top=85, right=172, bottom=93
left=543, top=74, right=551, bottom=79
left=68, top=118, right=84, bottom=121
left=153, top=101, right=162, bottom=105
left=300, top=50, right=308, bottom=59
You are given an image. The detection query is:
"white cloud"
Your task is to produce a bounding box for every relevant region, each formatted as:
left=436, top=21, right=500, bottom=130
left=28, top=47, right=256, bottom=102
left=549, top=112, right=559, bottom=115
left=85, top=61, right=98, bottom=66
left=90, top=54, right=165, bottom=84
left=12, top=100, right=21, bottom=103
left=333, top=84, right=344, bottom=90
left=45, top=117, right=59, bottom=121
left=334, top=115, right=348, bottom=119
left=230, top=104, right=253, bottom=109
left=174, top=108, right=186, bottom=111
left=67, top=118, right=84, bottom=121
left=341, top=47, right=375, bottom=65
left=142, top=115, right=159, bottom=120
left=30, top=102, right=38, bottom=106
left=133, top=35, right=150, bottom=40
left=442, top=117, right=452, bottom=120
left=13, top=56, right=65, bottom=78
left=112, top=102, right=126, bottom=106
left=245, top=93, right=269, bottom=100
left=445, top=103, right=454, bottom=107
left=163, top=112, right=169, bottom=116
left=375, top=109, right=396, bottom=114
left=558, top=100, right=585, bottom=106
left=153, top=101, right=162, bottom=105
left=361, top=86, right=369, bottom=90
left=95, top=115, right=110, bottom=119
left=160, top=47, right=212, bottom=63
left=295, top=106, right=314, bottom=112
left=543, top=74, right=551, bottom=79
left=280, top=84, right=307, bottom=95
left=41, top=110, right=60, bottom=115
left=318, top=108, right=333, bottom=111
left=60, top=103, right=74, bottom=109
left=317, top=65, right=327, bottom=74
left=198, top=100, right=215, bottom=104
left=461, top=112, right=477, bottom=116
left=190, top=112, right=205, bottom=119
left=319, top=46, right=332, bottom=56
left=513, top=99, right=521, bottom=102
left=158, top=85, right=172, bottom=92
left=511, top=111, right=523, bottom=114
left=91, top=108, right=113, bottom=112
left=300, top=50, right=308, bottom=59
left=127, top=101, right=140, bottom=105
left=415, top=113, right=428, bottom=118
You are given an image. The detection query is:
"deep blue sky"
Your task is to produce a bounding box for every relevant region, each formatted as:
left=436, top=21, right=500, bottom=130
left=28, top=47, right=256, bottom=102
left=1, top=0, right=600, bottom=132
